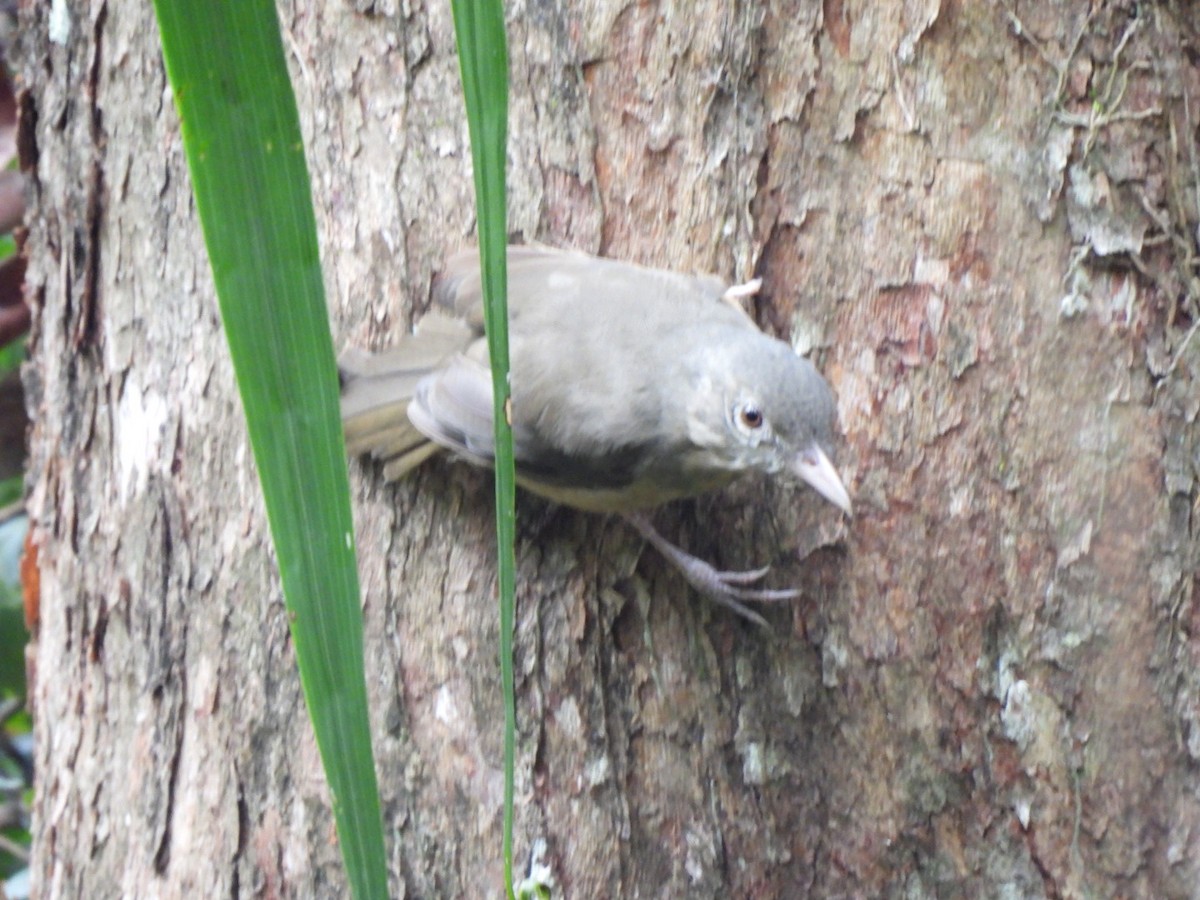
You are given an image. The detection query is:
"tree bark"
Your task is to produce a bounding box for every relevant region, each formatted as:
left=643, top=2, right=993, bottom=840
left=17, top=0, right=1200, bottom=896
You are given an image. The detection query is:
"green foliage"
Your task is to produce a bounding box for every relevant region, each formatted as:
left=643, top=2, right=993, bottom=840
left=0, top=511, right=26, bottom=697
left=152, top=2, right=387, bottom=897
left=0, top=318, right=24, bottom=377
left=0, top=476, right=20, bottom=512
left=449, top=2, right=517, bottom=896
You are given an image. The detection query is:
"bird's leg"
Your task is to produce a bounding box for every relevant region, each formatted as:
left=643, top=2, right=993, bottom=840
left=620, top=512, right=799, bottom=627
left=719, top=277, right=764, bottom=318
left=722, top=277, right=762, bottom=302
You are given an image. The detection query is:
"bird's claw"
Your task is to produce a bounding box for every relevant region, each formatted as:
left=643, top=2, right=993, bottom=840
left=711, top=563, right=772, bottom=585
left=680, top=560, right=800, bottom=626
left=621, top=513, right=799, bottom=626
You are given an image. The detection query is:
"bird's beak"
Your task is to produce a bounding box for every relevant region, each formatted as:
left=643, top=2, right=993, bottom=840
left=793, top=445, right=852, bottom=515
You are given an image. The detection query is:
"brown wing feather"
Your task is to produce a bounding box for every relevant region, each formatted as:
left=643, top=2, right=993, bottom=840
left=338, top=313, right=474, bottom=479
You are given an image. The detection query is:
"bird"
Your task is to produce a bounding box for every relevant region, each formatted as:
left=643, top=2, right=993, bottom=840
left=340, top=245, right=851, bottom=625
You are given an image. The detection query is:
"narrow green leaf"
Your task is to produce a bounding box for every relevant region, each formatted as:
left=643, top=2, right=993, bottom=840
left=153, top=3, right=387, bottom=898
left=449, top=2, right=516, bottom=896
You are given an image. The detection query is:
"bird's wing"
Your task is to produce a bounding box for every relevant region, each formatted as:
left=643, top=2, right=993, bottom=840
left=433, top=245, right=735, bottom=325
left=400, top=246, right=773, bottom=493
left=406, top=343, right=497, bottom=469
left=407, top=338, right=660, bottom=493
left=424, top=246, right=766, bottom=469
left=339, top=312, right=474, bottom=477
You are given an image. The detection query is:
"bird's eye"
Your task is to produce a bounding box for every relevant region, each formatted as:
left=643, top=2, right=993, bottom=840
left=738, top=404, right=764, bottom=429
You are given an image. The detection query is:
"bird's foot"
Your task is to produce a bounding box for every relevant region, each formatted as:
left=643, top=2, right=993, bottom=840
left=722, top=277, right=763, bottom=302
left=669, top=557, right=800, bottom=627
left=621, top=513, right=797, bottom=627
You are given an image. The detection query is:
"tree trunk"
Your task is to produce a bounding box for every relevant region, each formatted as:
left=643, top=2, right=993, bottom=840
left=17, top=0, right=1200, bottom=896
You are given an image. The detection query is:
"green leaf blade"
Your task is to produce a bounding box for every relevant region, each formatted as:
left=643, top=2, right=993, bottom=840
left=450, top=2, right=516, bottom=896
left=153, top=2, right=387, bottom=897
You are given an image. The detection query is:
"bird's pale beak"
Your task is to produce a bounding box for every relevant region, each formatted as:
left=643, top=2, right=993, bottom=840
left=793, top=445, right=852, bottom=515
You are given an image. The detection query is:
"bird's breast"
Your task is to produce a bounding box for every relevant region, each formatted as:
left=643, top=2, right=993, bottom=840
left=515, top=467, right=742, bottom=513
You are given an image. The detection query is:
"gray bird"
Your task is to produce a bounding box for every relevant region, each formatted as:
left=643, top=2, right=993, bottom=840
left=341, top=246, right=851, bottom=625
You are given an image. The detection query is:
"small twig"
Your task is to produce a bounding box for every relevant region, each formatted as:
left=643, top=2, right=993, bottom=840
left=0, top=697, right=20, bottom=726
left=891, top=53, right=917, bottom=132
left=1183, top=77, right=1200, bottom=294
left=0, top=831, right=29, bottom=864
left=1104, top=13, right=1144, bottom=94
left=1001, top=0, right=1097, bottom=125
left=1053, top=105, right=1162, bottom=128
left=1001, top=3, right=1066, bottom=81
left=1164, top=318, right=1200, bottom=379
left=1137, top=188, right=1194, bottom=260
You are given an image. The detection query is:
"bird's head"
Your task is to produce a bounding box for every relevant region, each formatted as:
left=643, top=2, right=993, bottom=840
left=683, top=332, right=852, bottom=515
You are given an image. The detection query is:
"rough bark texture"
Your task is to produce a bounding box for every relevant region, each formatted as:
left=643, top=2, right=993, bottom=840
left=17, top=0, right=1200, bottom=896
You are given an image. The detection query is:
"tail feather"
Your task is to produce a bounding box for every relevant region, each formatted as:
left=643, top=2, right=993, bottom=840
left=382, top=443, right=442, bottom=481
left=339, top=312, right=474, bottom=480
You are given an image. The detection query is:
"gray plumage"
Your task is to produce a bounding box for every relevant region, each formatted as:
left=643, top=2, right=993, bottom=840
left=341, top=246, right=850, bottom=624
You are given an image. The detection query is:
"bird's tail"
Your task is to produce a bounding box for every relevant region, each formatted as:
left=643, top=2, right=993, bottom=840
left=339, top=313, right=474, bottom=481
